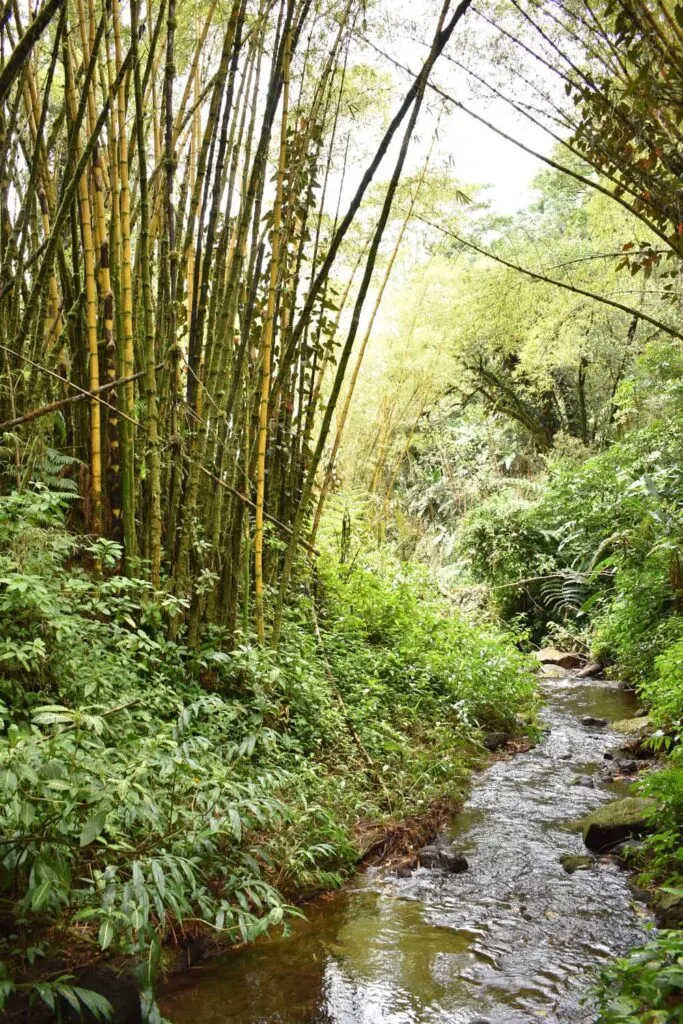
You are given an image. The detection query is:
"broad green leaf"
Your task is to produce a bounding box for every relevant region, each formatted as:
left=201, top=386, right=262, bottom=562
left=98, top=918, right=115, bottom=950
left=72, top=988, right=113, bottom=1021
left=0, top=979, right=14, bottom=1011
left=30, top=879, right=53, bottom=910
left=150, top=860, right=165, bottom=897
left=32, top=711, right=74, bottom=725
left=54, top=984, right=82, bottom=1013
left=0, top=767, right=17, bottom=794
left=79, top=810, right=107, bottom=847
left=32, top=982, right=56, bottom=1010
left=18, top=801, right=35, bottom=827
left=40, top=759, right=67, bottom=780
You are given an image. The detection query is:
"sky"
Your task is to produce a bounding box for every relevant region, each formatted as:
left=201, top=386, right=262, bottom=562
left=351, top=0, right=558, bottom=217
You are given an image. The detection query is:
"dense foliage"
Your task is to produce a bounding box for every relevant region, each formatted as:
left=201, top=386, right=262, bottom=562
left=1, top=0, right=683, bottom=1017
left=0, top=488, right=534, bottom=1017
left=596, top=929, right=683, bottom=1024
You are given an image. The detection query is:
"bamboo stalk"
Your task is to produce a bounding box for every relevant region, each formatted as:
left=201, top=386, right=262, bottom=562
left=254, top=15, right=291, bottom=643
left=132, top=0, right=162, bottom=586
left=64, top=35, right=102, bottom=532
left=112, top=0, right=137, bottom=564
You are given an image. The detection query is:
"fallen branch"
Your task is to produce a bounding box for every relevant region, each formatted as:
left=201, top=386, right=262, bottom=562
left=0, top=367, right=157, bottom=432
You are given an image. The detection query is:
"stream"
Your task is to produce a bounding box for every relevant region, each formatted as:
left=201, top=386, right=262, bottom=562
left=161, top=673, right=652, bottom=1024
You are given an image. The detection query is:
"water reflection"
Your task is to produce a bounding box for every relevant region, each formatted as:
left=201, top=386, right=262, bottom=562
left=161, top=678, right=649, bottom=1024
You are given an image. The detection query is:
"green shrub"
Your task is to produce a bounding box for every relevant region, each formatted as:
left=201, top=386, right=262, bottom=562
left=0, top=490, right=537, bottom=1016
left=455, top=422, right=683, bottom=676
left=456, top=491, right=550, bottom=622
left=595, top=929, right=683, bottom=1023
left=642, top=636, right=683, bottom=728
left=318, top=549, right=536, bottom=740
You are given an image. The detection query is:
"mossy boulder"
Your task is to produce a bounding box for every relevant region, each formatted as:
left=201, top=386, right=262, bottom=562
left=560, top=854, right=593, bottom=874
left=653, top=890, right=683, bottom=928
left=577, top=797, right=655, bottom=852
left=611, top=716, right=652, bottom=736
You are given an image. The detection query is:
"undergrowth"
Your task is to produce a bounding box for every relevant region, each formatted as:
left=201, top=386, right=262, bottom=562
left=595, top=929, right=683, bottom=1023
left=450, top=421, right=683, bottom=1023
left=0, top=488, right=535, bottom=1020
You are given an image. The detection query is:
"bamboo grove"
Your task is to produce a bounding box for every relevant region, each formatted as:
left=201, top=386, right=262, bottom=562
left=0, top=0, right=473, bottom=645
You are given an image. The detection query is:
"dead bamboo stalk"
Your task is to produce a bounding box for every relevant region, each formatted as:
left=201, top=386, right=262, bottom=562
left=0, top=367, right=157, bottom=432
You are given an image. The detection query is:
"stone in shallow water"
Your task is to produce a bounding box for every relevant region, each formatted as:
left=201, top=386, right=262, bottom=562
left=581, top=715, right=608, bottom=728
left=578, top=796, right=655, bottom=852
left=560, top=854, right=593, bottom=874
left=537, top=663, right=567, bottom=679
left=417, top=845, right=468, bottom=873
left=536, top=647, right=583, bottom=669
left=614, top=758, right=639, bottom=775
left=571, top=775, right=595, bottom=788
left=611, top=715, right=652, bottom=735
left=577, top=661, right=602, bottom=678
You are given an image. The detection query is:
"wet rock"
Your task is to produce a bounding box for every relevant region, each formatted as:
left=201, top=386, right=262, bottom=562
left=579, top=796, right=655, bottom=853
left=417, top=845, right=444, bottom=869
left=561, top=854, right=593, bottom=874
left=536, top=647, right=583, bottom=669
left=581, top=716, right=608, bottom=728
left=440, top=850, right=469, bottom=873
left=393, top=855, right=417, bottom=878
left=653, top=890, right=683, bottom=928
left=611, top=839, right=646, bottom=863
left=469, top=1018, right=493, bottom=1024
left=603, top=751, right=615, bottom=760
left=482, top=731, right=510, bottom=751
left=611, top=715, right=652, bottom=736
left=537, top=664, right=567, bottom=679
left=559, top=752, right=572, bottom=760
left=571, top=775, right=595, bottom=788
left=61, top=968, right=142, bottom=1024
left=577, top=661, right=602, bottom=678
left=612, top=734, right=657, bottom=761
left=417, top=845, right=468, bottom=873
left=614, top=758, right=639, bottom=775
left=635, top=707, right=650, bottom=718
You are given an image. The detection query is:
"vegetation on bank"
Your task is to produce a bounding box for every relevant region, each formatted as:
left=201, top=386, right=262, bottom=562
left=0, top=488, right=534, bottom=1017
left=1, top=0, right=682, bottom=1017
left=333, top=18, right=683, bottom=1006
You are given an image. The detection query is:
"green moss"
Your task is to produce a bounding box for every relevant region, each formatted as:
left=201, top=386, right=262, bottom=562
left=578, top=797, right=653, bottom=833
left=560, top=854, right=593, bottom=874
left=610, top=716, right=651, bottom=735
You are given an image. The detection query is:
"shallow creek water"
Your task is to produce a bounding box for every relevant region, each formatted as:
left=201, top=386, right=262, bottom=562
left=162, top=675, right=652, bottom=1024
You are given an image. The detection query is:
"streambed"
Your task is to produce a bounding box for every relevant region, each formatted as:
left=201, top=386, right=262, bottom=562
left=161, top=675, right=652, bottom=1023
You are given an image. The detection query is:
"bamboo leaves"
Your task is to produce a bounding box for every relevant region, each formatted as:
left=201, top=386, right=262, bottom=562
left=0, top=0, right=474, bottom=646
